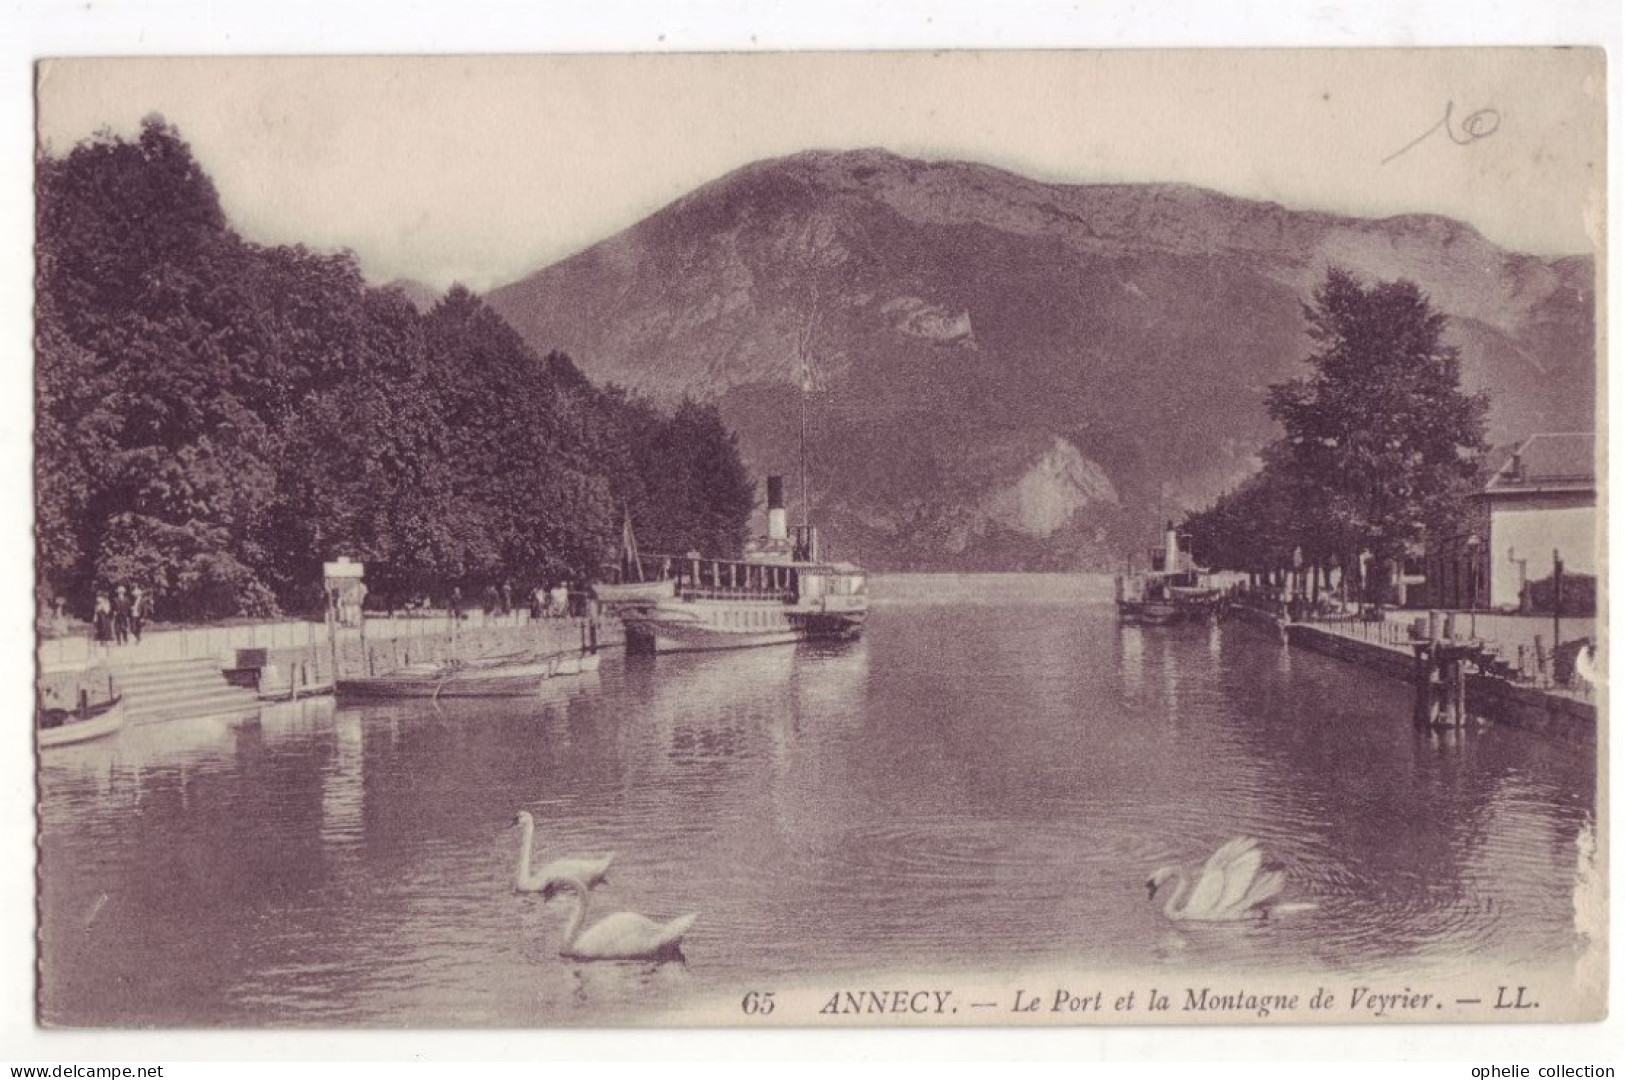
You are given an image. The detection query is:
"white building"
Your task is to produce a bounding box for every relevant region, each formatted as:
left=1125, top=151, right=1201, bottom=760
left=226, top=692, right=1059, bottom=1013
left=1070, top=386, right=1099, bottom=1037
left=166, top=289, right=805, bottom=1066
left=1430, top=433, right=1597, bottom=610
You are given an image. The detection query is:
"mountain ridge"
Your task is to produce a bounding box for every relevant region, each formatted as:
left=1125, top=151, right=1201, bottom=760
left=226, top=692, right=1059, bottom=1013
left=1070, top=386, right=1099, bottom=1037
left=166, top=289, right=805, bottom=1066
left=486, top=148, right=1595, bottom=570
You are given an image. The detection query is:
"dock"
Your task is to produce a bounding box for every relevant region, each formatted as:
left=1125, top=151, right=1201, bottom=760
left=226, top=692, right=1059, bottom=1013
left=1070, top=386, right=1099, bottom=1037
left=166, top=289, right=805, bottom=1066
left=1225, top=597, right=1596, bottom=737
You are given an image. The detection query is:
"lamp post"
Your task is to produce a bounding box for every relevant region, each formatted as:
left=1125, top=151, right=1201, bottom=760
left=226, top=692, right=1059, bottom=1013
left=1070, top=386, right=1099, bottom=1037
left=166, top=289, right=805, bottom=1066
left=1552, top=549, right=1564, bottom=649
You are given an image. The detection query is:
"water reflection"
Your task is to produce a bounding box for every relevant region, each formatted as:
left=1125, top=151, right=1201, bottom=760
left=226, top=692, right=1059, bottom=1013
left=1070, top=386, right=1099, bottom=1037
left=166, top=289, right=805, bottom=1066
left=320, top=713, right=364, bottom=851
left=1204, top=627, right=1592, bottom=974
left=37, top=584, right=1596, bottom=1025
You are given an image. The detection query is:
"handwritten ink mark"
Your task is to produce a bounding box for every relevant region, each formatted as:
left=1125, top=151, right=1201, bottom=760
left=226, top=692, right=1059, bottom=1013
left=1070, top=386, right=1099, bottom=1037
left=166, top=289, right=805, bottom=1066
left=1382, top=101, right=1501, bottom=166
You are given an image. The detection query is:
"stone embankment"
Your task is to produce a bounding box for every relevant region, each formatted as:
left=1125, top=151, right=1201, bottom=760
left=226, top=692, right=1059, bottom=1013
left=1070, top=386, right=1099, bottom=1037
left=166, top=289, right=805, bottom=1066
left=40, top=612, right=623, bottom=723
left=1226, top=602, right=1596, bottom=737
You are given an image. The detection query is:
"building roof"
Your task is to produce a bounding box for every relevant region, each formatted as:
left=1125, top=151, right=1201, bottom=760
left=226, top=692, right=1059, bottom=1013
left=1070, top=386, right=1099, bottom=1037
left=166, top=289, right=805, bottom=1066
left=1481, top=432, right=1596, bottom=498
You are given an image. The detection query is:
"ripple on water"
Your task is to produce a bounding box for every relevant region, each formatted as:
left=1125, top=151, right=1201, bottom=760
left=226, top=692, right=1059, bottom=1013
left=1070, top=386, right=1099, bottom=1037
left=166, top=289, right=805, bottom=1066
left=35, top=594, right=1597, bottom=1023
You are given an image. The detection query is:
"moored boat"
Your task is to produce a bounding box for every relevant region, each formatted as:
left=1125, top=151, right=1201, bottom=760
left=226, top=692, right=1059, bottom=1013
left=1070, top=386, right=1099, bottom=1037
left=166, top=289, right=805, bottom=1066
left=336, top=659, right=553, bottom=700
left=1116, top=523, right=1221, bottom=625
left=39, top=695, right=126, bottom=748
left=38, top=662, right=125, bottom=748
left=603, top=476, right=867, bottom=655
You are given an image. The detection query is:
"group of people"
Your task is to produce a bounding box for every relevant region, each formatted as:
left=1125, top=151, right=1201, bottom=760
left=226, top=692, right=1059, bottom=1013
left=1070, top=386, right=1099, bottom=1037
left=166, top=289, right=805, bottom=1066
left=481, top=582, right=516, bottom=618
left=91, top=584, right=149, bottom=645
left=531, top=583, right=574, bottom=619
left=432, top=583, right=583, bottom=622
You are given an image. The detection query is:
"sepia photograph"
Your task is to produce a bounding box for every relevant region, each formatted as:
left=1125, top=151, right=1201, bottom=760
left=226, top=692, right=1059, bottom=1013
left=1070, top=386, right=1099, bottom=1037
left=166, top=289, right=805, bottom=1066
left=22, top=39, right=1608, bottom=1044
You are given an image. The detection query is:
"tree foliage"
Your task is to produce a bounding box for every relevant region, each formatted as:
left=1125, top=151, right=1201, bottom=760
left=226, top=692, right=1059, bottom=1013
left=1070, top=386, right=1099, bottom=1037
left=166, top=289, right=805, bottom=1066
left=36, top=118, right=755, bottom=621
left=1185, top=268, right=1489, bottom=586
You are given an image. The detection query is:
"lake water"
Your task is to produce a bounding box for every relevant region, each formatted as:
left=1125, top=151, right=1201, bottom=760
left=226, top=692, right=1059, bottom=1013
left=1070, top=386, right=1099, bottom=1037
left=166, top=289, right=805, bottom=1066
left=38, top=576, right=1597, bottom=1026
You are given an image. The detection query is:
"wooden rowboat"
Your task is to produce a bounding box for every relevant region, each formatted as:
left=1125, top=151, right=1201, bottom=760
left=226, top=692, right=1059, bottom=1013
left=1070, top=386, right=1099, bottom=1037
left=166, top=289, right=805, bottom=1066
left=336, top=660, right=553, bottom=700
left=38, top=695, right=125, bottom=748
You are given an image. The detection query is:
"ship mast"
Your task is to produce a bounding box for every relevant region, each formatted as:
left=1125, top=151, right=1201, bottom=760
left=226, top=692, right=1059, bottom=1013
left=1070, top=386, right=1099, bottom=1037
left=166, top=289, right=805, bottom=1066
left=800, top=365, right=809, bottom=534
left=796, top=302, right=816, bottom=538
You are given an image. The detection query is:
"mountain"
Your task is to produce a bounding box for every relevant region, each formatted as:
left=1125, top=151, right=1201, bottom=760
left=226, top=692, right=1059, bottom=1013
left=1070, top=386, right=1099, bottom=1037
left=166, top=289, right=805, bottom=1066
left=485, top=149, right=1596, bottom=570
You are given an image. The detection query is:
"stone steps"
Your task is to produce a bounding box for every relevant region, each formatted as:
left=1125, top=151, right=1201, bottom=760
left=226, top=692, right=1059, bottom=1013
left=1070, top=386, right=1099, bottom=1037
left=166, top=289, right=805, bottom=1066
left=108, top=657, right=261, bottom=724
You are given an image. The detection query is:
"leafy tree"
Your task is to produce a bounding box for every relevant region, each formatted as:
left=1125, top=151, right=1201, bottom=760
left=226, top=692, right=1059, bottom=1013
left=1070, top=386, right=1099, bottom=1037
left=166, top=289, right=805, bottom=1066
left=35, top=118, right=757, bottom=622
left=1265, top=268, right=1488, bottom=565
left=1187, top=268, right=1489, bottom=593
left=622, top=398, right=755, bottom=559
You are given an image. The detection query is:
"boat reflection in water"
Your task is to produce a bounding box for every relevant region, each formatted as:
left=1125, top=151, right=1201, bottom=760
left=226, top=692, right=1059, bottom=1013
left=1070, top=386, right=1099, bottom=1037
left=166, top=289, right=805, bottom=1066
left=623, top=635, right=868, bottom=780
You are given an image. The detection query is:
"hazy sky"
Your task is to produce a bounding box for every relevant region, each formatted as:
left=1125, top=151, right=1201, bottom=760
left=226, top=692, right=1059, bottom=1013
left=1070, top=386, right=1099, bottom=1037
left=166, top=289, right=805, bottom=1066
left=36, top=50, right=1603, bottom=291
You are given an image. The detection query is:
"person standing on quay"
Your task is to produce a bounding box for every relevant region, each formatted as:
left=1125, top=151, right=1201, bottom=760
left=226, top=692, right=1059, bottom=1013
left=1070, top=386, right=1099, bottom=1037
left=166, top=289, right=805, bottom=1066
left=92, top=592, right=112, bottom=644
left=113, top=585, right=132, bottom=645
left=130, top=586, right=146, bottom=642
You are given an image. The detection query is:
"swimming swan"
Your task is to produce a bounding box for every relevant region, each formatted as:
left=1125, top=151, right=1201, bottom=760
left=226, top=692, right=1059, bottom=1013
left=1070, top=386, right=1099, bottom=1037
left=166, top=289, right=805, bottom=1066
left=511, top=811, right=614, bottom=893
left=541, top=875, right=699, bottom=961
left=1147, top=837, right=1313, bottom=921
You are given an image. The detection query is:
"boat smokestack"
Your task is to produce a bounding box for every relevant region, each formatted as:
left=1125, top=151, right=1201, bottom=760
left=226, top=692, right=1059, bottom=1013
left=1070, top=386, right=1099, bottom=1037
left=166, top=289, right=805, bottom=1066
left=767, top=476, right=788, bottom=541
left=1165, top=521, right=1180, bottom=574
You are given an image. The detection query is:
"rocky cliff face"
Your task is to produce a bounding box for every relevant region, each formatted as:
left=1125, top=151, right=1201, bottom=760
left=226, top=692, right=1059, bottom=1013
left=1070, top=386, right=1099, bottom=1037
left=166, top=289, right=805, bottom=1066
left=486, top=148, right=1595, bottom=570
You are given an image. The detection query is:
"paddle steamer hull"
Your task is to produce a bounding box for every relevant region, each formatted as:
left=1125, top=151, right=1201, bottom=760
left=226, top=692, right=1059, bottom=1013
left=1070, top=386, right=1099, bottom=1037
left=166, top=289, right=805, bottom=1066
left=621, top=602, right=866, bottom=654
left=605, top=475, right=868, bottom=655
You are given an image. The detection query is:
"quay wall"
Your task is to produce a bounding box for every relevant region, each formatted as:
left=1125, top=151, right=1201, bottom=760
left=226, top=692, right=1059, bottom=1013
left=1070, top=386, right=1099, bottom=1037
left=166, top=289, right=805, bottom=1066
left=1228, top=608, right=1597, bottom=738
left=1283, top=623, right=1415, bottom=681
left=41, top=611, right=621, bottom=671
left=42, top=612, right=622, bottom=689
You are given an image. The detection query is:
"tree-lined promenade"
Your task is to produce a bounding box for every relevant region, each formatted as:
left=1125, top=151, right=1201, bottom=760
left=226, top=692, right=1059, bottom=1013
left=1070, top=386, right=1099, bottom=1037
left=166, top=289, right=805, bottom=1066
left=1184, top=267, right=1491, bottom=600
left=36, top=118, right=754, bottom=625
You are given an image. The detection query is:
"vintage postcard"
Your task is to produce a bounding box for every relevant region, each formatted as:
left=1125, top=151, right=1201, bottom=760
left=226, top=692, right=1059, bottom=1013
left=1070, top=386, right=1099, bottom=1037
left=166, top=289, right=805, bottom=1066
left=28, top=47, right=1605, bottom=1036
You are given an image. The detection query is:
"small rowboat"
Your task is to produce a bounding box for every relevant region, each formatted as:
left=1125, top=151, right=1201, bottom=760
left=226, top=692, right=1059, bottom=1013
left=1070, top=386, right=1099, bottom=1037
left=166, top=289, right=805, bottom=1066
left=336, top=660, right=553, bottom=700
left=38, top=695, right=125, bottom=748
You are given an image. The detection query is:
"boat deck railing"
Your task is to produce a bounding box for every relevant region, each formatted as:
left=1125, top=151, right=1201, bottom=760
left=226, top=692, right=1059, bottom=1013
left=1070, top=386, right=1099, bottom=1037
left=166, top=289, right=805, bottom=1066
left=677, top=584, right=796, bottom=604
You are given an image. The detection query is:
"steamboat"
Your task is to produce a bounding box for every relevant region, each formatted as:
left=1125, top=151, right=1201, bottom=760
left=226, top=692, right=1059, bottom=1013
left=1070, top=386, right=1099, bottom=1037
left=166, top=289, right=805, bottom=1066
left=600, top=476, right=867, bottom=654
left=1116, top=522, right=1222, bottom=625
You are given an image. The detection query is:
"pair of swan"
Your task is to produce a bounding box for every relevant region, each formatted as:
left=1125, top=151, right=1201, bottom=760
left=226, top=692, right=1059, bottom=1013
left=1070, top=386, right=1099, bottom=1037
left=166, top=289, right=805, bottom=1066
left=1147, top=836, right=1316, bottom=921
left=511, top=810, right=698, bottom=961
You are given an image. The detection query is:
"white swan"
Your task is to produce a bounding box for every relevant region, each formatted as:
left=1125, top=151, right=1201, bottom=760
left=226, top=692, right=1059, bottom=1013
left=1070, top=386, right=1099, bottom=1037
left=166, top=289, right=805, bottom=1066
left=511, top=811, right=614, bottom=893
left=1147, top=836, right=1312, bottom=921
left=541, top=875, right=699, bottom=961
